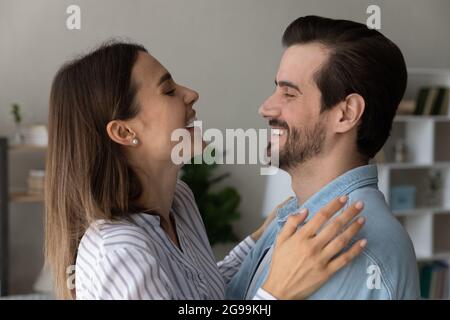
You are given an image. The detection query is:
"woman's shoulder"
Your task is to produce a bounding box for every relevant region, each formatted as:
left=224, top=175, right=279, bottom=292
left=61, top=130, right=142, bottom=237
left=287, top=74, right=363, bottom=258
left=174, top=179, right=195, bottom=201
left=173, top=180, right=202, bottom=219
left=79, top=218, right=153, bottom=258
left=174, top=179, right=201, bottom=211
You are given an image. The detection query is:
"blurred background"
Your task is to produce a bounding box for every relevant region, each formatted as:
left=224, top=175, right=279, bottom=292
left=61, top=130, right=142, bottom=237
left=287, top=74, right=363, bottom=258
left=0, top=0, right=449, bottom=299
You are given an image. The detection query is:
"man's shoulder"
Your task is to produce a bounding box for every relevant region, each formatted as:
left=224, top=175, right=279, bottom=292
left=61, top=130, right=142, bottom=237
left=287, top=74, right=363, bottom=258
left=308, top=242, right=419, bottom=299
left=325, top=186, right=420, bottom=299
left=347, top=186, right=415, bottom=254
left=308, top=249, right=394, bottom=299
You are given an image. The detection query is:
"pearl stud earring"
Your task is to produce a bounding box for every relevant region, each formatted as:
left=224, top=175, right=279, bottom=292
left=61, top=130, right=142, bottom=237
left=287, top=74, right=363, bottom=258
left=132, top=138, right=139, bottom=145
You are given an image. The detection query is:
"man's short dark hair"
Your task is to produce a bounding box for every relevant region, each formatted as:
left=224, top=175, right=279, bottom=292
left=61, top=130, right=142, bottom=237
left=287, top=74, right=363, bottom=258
left=282, top=16, right=407, bottom=159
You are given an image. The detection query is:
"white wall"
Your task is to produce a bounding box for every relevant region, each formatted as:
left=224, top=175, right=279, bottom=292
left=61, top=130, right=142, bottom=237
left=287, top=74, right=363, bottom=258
left=1, top=0, right=450, bottom=293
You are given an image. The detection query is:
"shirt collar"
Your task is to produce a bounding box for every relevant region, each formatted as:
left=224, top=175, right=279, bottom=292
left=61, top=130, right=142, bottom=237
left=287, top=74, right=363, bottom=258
left=277, top=164, right=378, bottom=225
left=132, top=206, right=179, bottom=227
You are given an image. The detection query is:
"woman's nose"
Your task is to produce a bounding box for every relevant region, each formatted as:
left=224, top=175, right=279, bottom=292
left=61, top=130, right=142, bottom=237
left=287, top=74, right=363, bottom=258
left=183, top=87, right=199, bottom=106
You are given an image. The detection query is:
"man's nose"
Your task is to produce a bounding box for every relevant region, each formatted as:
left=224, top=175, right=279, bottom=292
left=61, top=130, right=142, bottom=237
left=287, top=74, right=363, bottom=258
left=259, top=94, right=281, bottom=119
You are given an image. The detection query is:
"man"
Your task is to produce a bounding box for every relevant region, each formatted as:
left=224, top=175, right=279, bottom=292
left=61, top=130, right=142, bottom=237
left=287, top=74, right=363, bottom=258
left=227, top=16, right=420, bottom=299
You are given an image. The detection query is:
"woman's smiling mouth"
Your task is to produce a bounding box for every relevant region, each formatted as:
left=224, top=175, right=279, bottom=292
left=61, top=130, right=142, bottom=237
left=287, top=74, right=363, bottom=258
left=185, top=114, right=197, bottom=128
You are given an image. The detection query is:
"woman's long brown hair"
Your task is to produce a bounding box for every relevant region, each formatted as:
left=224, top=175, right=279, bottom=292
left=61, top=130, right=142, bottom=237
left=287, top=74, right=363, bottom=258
left=45, top=41, right=148, bottom=299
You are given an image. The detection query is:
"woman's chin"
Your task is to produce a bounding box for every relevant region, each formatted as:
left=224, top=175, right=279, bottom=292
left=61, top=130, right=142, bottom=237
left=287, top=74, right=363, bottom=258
left=186, top=126, right=196, bottom=135
left=187, top=126, right=205, bottom=150
left=189, top=140, right=207, bottom=157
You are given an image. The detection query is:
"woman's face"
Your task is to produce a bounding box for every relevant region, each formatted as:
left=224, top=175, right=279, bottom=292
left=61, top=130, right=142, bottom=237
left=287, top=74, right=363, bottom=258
left=125, top=52, right=200, bottom=165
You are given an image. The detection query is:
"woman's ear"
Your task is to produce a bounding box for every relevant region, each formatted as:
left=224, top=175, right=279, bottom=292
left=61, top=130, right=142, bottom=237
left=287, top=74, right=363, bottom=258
left=334, top=94, right=365, bottom=133
left=106, top=120, right=136, bottom=146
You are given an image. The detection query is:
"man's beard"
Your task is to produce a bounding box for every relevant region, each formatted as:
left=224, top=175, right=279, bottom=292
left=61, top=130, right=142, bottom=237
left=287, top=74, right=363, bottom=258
left=268, top=119, right=326, bottom=170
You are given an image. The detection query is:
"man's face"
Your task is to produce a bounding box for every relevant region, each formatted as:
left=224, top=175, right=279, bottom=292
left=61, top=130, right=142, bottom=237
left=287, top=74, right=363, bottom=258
left=259, top=43, right=331, bottom=170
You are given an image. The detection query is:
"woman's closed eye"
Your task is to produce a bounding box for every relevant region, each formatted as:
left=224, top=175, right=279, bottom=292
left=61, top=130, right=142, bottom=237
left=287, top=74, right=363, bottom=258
left=165, top=88, right=176, bottom=96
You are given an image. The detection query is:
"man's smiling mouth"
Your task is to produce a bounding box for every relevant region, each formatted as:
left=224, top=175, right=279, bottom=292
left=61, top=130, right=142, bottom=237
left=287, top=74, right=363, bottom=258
left=271, top=128, right=286, bottom=136
left=268, top=118, right=288, bottom=136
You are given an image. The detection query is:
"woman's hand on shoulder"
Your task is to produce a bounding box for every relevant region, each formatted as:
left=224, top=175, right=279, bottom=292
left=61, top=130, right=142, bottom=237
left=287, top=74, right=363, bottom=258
left=262, top=196, right=367, bottom=300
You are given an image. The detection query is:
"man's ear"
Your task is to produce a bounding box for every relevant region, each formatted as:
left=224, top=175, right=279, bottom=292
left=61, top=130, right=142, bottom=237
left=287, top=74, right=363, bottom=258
left=334, top=93, right=365, bottom=133
left=106, top=120, right=136, bottom=146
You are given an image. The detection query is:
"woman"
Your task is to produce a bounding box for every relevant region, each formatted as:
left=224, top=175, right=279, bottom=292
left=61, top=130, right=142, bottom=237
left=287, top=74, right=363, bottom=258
left=45, top=41, right=367, bottom=300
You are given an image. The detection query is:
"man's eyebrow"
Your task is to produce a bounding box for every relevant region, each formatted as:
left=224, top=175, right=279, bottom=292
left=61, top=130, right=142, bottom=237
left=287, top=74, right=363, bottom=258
left=157, top=72, right=172, bottom=86
left=275, top=79, right=302, bottom=93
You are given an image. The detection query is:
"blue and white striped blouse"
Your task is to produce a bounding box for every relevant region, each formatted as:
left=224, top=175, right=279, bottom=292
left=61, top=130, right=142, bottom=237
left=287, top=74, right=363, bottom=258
left=75, top=180, right=274, bottom=300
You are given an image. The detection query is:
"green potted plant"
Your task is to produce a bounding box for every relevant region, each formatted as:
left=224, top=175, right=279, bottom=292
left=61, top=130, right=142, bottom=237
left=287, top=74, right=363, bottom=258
left=10, top=103, right=24, bottom=145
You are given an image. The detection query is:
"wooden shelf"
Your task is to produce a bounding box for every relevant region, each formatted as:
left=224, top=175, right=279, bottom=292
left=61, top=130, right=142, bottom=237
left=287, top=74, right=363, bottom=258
left=1, top=137, right=47, bottom=295
left=9, top=192, right=44, bottom=203
left=8, top=145, right=47, bottom=152
left=379, top=102, right=450, bottom=271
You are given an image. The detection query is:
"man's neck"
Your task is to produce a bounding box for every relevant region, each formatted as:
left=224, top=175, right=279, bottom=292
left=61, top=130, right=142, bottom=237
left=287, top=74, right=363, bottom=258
left=289, top=153, right=368, bottom=205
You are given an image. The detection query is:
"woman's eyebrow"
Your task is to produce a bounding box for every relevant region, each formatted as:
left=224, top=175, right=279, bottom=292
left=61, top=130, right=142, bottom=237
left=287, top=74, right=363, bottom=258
left=157, top=72, right=172, bottom=86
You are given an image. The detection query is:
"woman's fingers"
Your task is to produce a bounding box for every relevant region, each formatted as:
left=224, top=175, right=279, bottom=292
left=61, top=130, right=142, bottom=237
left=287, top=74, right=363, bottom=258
left=326, top=239, right=367, bottom=274
left=263, top=197, right=367, bottom=300
left=276, top=208, right=308, bottom=245
left=321, top=214, right=366, bottom=261
left=299, top=195, right=348, bottom=239
left=313, top=201, right=364, bottom=248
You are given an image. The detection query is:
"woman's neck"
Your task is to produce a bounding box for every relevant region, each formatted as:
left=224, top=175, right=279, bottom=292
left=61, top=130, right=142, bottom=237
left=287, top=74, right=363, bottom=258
left=134, top=160, right=180, bottom=226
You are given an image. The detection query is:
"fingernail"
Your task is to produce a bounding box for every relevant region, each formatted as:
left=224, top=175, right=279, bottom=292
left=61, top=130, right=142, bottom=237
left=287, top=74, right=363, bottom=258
left=360, top=239, right=367, bottom=248
left=357, top=217, right=365, bottom=224
left=339, top=195, right=348, bottom=203
left=299, top=208, right=308, bottom=215
left=355, top=201, right=364, bottom=210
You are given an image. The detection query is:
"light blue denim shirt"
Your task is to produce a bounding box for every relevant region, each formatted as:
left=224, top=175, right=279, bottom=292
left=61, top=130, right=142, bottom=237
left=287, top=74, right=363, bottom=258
left=227, top=165, right=420, bottom=300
